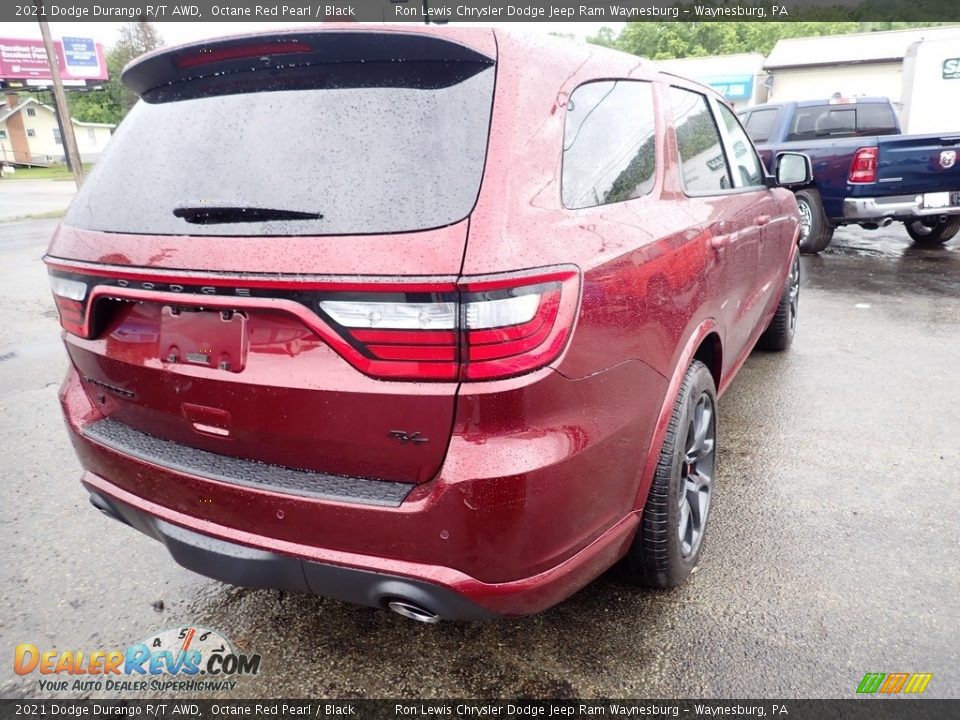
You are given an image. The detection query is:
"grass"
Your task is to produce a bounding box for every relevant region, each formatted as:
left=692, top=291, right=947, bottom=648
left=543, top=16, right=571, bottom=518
left=1, top=163, right=93, bottom=181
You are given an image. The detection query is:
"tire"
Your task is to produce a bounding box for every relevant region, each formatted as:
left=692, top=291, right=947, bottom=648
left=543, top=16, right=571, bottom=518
left=622, top=360, right=717, bottom=588
left=757, top=251, right=800, bottom=352
left=795, top=188, right=834, bottom=254
left=904, top=216, right=960, bottom=246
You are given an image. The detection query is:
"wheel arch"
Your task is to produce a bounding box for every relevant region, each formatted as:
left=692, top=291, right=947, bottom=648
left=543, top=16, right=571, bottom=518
left=692, top=331, right=723, bottom=392
left=630, top=320, right=721, bottom=513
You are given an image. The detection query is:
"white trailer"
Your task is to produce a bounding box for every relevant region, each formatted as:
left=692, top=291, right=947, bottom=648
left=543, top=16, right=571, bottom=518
left=900, top=36, right=960, bottom=135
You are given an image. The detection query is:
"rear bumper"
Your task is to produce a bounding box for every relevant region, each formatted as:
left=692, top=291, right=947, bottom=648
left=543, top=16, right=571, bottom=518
left=87, top=488, right=498, bottom=620
left=842, top=194, right=960, bottom=220
left=83, top=472, right=640, bottom=619
left=61, top=357, right=663, bottom=618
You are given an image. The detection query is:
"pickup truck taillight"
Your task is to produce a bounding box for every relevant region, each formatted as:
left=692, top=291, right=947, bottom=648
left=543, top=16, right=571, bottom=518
left=848, top=147, right=878, bottom=183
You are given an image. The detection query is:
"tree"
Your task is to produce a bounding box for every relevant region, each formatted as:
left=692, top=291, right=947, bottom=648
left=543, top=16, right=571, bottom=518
left=66, top=21, right=164, bottom=126
left=110, top=21, right=165, bottom=117
left=586, top=27, right=618, bottom=49
left=599, top=20, right=957, bottom=60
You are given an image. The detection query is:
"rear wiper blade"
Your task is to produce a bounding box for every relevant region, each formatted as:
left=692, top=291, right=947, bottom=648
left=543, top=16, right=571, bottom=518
left=173, top=206, right=323, bottom=225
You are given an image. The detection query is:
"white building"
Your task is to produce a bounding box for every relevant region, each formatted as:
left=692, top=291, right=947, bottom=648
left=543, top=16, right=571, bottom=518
left=0, top=94, right=114, bottom=166
left=764, top=25, right=960, bottom=110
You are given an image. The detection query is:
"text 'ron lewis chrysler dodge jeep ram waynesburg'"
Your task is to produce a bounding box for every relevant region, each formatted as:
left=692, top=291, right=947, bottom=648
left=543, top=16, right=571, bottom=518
left=46, top=27, right=811, bottom=621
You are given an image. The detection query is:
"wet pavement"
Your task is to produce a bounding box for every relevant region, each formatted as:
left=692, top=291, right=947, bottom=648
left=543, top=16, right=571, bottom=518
left=0, top=180, right=77, bottom=221
left=0, top=220, right=957, bottom=699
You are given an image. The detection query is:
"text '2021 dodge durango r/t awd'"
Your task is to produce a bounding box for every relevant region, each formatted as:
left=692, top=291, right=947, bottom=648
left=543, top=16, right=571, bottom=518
left=46, top=28, right=810, bottom=621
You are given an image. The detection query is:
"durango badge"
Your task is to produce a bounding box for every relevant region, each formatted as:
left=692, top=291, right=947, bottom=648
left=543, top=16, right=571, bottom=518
left=940, top=150, right=957, bottom=169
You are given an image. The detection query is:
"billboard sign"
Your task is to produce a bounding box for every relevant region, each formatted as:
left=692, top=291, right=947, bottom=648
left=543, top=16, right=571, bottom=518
left=0, top=37, right=108, bottom=82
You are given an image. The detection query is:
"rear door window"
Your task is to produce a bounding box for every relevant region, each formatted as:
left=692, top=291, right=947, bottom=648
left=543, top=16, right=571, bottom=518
left=669, top=87, right=732, bottom=194
left=66, top=64, right=495, bottom=236
left=562, top=80, right=657, bottom=209
left=743, top=108, right=779, bottom=143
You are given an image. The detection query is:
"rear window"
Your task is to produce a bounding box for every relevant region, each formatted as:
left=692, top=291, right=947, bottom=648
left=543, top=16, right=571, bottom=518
left=742, top=108, right=779, bottom=143
left=856, top=103, right=899, bottom=135
left=562, top=80, right=657, bottom=209
left=66, top=65, right=495, bottom=236
left=786, top=102, right=898, bottom=141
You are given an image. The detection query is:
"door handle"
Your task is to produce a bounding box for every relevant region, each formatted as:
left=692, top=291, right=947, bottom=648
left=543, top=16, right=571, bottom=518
left=710, top=234, right=731, bottom=250
left=755, top=215, right=771, bottom=227
left=708, top=220, right=730, bottom=250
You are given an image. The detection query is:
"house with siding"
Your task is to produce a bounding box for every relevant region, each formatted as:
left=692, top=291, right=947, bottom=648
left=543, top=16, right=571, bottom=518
left=0, top=94, right=114, bottom=166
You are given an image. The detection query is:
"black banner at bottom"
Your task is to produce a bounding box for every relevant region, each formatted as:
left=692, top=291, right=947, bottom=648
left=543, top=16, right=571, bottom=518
left=0, top=700, right=957, bottom=720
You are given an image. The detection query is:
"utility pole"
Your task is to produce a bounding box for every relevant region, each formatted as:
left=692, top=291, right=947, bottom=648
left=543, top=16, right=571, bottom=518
left=34, top=0, right=85, bottom=187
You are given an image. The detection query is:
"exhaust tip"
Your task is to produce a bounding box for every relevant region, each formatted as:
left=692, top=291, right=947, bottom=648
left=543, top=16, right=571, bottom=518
left=387, top=599, right=441, bottom=624
left=88, top=493, right=129, bottom=526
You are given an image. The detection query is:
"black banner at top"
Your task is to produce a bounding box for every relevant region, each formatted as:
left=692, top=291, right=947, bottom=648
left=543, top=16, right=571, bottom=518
left=3, top=0, right=960, bottom=23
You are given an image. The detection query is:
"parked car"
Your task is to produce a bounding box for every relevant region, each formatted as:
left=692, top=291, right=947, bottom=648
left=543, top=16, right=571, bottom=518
left=46, top=28, right=809, bottom=621
left=740, top=97, right=960, bottom=252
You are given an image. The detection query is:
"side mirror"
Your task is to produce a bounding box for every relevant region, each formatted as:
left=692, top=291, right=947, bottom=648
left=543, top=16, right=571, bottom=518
left=775, top=152, right=812, bottom=187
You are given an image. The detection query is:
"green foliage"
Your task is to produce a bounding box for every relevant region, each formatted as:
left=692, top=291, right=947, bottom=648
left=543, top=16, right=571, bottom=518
left=604, top=135, right=656, bottom=204
left=586, top=27, right=619, bottom=49
left=66, top=89, right=120, bottom=125
left=675, top=107, right=720, bottom=162
left=599, top=19, right=959, bottom=60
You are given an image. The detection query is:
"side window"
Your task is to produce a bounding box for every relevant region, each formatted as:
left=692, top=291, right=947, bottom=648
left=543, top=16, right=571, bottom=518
left=669, top=87, right=731, bottom=194
left=562, top=80, right=657, bottom=209
left=716, top=104, right=765, bottom=188
left=743, top=108, right=779, bottom=143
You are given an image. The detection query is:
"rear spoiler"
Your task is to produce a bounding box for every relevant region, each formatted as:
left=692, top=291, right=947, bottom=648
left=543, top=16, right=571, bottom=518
left=122, top=31, right=496, bottom=102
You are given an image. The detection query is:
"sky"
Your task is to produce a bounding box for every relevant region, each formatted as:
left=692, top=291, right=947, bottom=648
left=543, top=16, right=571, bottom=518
left=0, top=20, right=624, bottom=49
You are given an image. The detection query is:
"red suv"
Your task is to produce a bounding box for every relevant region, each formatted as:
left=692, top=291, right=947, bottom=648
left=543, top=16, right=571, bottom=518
left=46, top=28, right=810, bottom=621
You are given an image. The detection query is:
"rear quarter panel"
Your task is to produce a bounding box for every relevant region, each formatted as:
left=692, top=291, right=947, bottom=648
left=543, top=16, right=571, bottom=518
left=457, top=36, right=764, bottom=559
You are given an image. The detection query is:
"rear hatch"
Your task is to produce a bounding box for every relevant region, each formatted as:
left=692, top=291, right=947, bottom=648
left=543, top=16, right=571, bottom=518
left=46, top=30, right=497, bottom=484
left=876, top=133, right=960, bottom=197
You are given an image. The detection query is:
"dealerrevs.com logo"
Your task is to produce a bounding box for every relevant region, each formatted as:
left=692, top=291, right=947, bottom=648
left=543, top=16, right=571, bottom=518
left=14, top=626, right=261, bottom=693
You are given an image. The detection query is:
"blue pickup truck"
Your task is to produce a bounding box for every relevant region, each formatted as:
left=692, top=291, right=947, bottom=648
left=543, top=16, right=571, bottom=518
left=739, top=98, right=960, bottom=253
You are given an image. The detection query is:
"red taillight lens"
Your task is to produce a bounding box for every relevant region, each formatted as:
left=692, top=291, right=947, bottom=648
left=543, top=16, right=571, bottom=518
left=49, top=274, right=90, bottom=337
left=460, top=277, right=572, bottom=381
left=849, top=147, right=878, bottom=183
left=317, top=267, right=580, bottom=382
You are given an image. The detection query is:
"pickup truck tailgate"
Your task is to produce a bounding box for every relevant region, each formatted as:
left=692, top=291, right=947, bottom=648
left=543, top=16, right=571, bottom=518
left=878, top=134, right=960, bottom=196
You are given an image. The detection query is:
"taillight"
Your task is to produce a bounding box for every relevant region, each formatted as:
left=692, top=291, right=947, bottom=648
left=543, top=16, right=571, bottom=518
left=49, top=274, right=90, bottom=337
left=849, top=147, right=878, bottom=183
left=45, top=265, right=580, bottom=382
left=459, top=273, right=574, bottom=381
left=317, top=267, right=580, bottom=382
